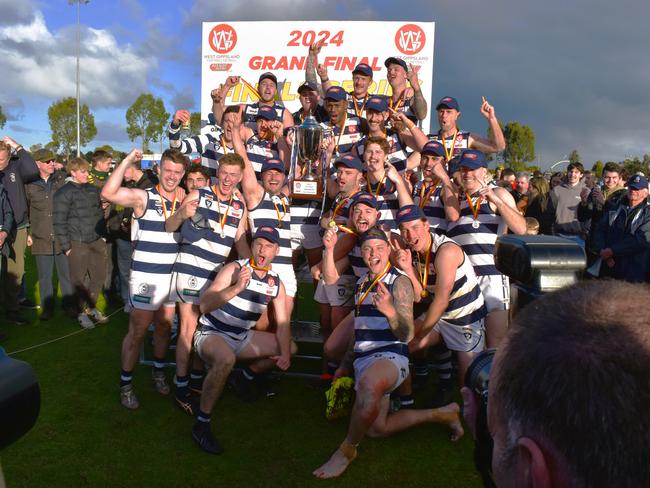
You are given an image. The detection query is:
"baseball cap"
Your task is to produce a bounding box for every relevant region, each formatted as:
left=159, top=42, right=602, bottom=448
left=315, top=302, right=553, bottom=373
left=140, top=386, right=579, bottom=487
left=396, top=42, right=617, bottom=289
left=459, top=149, right=488, bottom=169
left=421, top=140, right=446, bottom=157
left=358, top=227, right=389, bottom=245
left=436, top=96, right=460, bottom=111
left=352, top=63, right=373, bottom=77
left=255, top=105, right=279, bottom=121
left=325, top=86, right=347, bottom=101
left=261, top=158, right=285, bottom=173
left=258, top=72, right=277, bottom=85
left=180, top=210, right=212, bottom=243
left=396, top=205, right=426, bottom=225
left=334, top=154, right=363, bottom=172
left=384, top=57, right=408, bottom=72
left=253, top=226, right=280, bottom=245
left=32, top=148, right=56, bottom=162
left=297, top=81, right=318, bottom=94
left=365, top=96, right=388, bottom=113
left=351, top=192, right=379, bottom=210
left=627, top=174, right=649, bottom=190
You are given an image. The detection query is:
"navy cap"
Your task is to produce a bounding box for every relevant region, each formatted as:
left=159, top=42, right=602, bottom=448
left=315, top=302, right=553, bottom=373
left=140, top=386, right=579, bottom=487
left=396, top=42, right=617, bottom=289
left=258, top=72, right=277, bottom=85
left=352, top=63, right=373, bottom=77
left=447, top=156, right=461, bottom=176
left=261, top=158, right=285, bottom=173
left=421, top=140, right=446, bottom=157
left=436, top=96, right=460, bottom=111
left=459, top=149, right=488, bottom=169
left=325, top=86, right=347, bottom=101
left=334, top=154, right=363, bottom=172
left=297, top=81, right=318, bottom=94
left=396, top=205, right=426, bottom=225
left=384, top=56, right=408, bottom=72
left=627, top=174, right=649, bottom=190
left=180, top=210, right=212, bottom=243
left=351, top=192, right=379, bottom=210
left=365, top=96, right=388, bottom=113
left=255, top=105, right=279, bottom=121
left=253, top=226, right=280, bottom=245
left=358, top=227, right=389, bottom=245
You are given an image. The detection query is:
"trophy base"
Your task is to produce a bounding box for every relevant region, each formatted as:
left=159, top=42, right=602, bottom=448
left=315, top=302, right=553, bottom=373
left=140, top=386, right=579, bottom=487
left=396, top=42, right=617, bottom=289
left=290, top=179, right=323, bottom=200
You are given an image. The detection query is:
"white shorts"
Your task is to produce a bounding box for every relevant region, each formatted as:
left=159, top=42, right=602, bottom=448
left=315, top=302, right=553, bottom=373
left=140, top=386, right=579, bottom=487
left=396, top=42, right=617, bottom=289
left=272, top=264, right=297, bottom=298
left=477, top=274, right=510, bottom=312
left=129, top=270, right=175, bottom=311
left=417, top=311, right=486, bottom=353
left=193, top=327, right=254, bottom=357
left=314, top=275, right=355, bottom=307
left=291, top=223, right=323, bottom=250
left=353, top=352, right=410, bottom=394
left=169, top=271, right=211, bottom=305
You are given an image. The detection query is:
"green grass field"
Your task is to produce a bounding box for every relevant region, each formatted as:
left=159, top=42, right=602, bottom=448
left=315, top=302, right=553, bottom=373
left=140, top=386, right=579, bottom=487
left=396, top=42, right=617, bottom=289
left=0, top=251, right=482, bottom=487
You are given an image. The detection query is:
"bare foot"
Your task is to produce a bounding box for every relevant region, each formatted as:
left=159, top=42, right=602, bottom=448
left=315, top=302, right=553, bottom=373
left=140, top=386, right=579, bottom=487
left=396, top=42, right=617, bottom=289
left=313, top=445, right=357, bottom=479
left=434, top=402, right=464, bottom=442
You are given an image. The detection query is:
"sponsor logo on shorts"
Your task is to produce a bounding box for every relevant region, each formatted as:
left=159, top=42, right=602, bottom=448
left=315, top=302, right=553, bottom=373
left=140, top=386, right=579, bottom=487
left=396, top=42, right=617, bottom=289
left=182, top=289, right=200, bottom=297
left=133, top=295, right=152, bottom=304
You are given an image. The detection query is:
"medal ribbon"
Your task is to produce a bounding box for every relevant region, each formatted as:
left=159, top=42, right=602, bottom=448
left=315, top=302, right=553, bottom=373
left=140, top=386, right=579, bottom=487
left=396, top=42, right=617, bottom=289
left=271, top=195, right=287, bottom=226
left=212, top=185, right=234, bottom=236
left=337, top=225, right=357, bottom=235
left=240, top=78, right=261, bottom=100
left=441, top=129, right=461, bottom=162
left=156, top=185, right=177, bottom=221
left=332, top=189, right=358, bottom=220
left=220, top=135, right=229, bottom=154
left=334, top=113, right=348, bottom=155
left=249, top=257, right=271, bottom=273
left=356, top=261, right=391, bottom=314
left=415, top=235, right=433, bottom=291
left=465, top=192, right=482, bottom=221
left=352, top=95, right=368, bottom=118
left=418, top=181, right=439, bottom=208
left=389, top=92, right=405, bottom=112
left=366, top=174, right=386, bottom=197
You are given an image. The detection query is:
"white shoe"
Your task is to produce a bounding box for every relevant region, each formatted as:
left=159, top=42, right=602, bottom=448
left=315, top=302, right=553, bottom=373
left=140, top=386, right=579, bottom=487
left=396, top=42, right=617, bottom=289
left=78, top=313, right=95, bottom=329
left=88, top=308, right=108, bottom=324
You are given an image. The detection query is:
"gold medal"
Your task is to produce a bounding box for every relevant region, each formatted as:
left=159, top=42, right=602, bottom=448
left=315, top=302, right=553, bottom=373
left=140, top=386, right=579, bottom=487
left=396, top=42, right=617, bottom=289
left=328, top=219, right=338, bottom=230
left=421, top=289, right=429, bottom=298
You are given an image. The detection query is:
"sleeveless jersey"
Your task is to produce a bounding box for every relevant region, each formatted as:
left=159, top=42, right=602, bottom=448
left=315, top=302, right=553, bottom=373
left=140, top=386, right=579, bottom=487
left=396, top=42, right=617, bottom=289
left=412, top=181, right=447, bottom=236
left=244, top=102, right=286, bottom=128
left=199, top=259, right=281, bottom=340
left=248, top=191, right=292, bottom=269
left=131, top=188, right=181, bottom=274
left=172, top=188, right=245, bottom=282
left=326, top=116, right=363, bottom=156
left=354, top=130, right=410, bottom=173
left=415, top=233, right=487, bottom=325
left=429, top=130, right=471, bottom=160
left=446, top=189, right=507, bottom=277
left=347, top=93, right=369, bottom=119
left=348, top=242, right=368, bottom=278
left=246, top=133, right=279, bottom=181
left=364, top=177, right=400, bottom=230
left=354, top=265, right=409, bottom=359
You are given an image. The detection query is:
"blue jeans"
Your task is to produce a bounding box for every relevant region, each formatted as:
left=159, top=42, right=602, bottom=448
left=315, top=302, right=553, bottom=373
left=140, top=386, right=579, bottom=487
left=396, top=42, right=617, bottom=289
left=35, top=253, right=74, bottom=312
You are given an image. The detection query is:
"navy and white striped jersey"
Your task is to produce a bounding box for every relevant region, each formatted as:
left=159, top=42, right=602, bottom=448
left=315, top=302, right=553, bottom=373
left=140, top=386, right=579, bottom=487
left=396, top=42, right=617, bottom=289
left=172, top=188, right=246, bottom=282
left=446, top=190, right=508, bottom=277
left=354, top=265, right=409, bottom=359
left=364, top=177, right=400, bottom=231
left=246, top=133, right=279, bottom=181
left=248, top=191, right=292, bottom=269
left=412, top=181, right=447, bottom=236
left=198, top=259, right=281, bottom=340
left=244, top=102, right=287, bottom=129
left=169, top=124, right=225, bottom=184
left=326, top=116, right=363, bottom=156
left=429, top=130, right=471, bottom=160
left=346, top=93, right=369, bottom=120
left=131, top=187, right=181, bottom=274
left=415, top=233, right=487, bottom=326
left=354, top=131, right=411, bottom=173
left=348, top=242, right=367, bottom=278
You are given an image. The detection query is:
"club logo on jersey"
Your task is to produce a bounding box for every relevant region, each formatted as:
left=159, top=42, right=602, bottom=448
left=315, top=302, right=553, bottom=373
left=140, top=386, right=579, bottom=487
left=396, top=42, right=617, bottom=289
left=205, top=198, right=212, bottom=208
left=395, top=24, right=426, bottom=55
left=138, top=283, right=149, bottom=295
left=154, top=201, right=163, bottom=216
left=267, top=277, right=275, bottom=288
left=208, top=24, right=237, bottom=54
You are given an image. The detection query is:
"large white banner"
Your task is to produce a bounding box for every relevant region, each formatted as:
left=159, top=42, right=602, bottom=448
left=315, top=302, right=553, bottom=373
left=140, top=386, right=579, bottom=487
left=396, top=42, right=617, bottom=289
left=200, top=21, right=435, bottom=130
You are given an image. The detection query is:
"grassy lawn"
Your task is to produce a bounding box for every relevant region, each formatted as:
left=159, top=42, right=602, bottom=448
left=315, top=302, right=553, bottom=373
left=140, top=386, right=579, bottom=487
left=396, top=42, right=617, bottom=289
left=0, top=252, right=482, bottom=487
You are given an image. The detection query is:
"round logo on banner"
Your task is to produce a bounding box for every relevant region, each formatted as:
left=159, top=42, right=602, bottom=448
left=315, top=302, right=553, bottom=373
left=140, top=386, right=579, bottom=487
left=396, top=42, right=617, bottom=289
left=395, top=24, right=426, bottom=55
left=208, top=24, right=237, bottom=54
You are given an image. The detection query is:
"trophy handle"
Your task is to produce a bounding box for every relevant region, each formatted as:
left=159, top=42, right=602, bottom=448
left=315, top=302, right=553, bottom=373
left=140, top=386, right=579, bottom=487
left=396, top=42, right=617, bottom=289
left=288, top=130, right=297, bottom=181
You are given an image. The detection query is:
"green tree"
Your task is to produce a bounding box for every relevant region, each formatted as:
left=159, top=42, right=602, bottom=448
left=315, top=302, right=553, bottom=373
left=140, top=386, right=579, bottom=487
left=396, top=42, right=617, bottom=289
left=592, top=161, right=604, bottom=178
left=502, top=121, right=535, bottom=171
left=190, top=112, right=202, bottom=135
left=47, top=97, right=97, bottom=159
left=126, top=94, right=169, bottom=152
left=568, top=149, right=581, bottom=164
left=29, top=143, right=43, bottom=153
left=0, top=105, right=6, bottom=129
left=94, top=144, right=115, bottom=154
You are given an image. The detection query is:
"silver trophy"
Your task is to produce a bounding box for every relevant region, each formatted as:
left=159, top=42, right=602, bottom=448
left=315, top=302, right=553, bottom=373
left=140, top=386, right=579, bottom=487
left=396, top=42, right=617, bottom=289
left=291, top=116, right=325, bottom=199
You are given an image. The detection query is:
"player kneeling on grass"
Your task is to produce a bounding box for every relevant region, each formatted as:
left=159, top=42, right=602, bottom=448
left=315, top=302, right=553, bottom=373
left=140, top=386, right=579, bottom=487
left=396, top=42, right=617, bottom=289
left=191, top=226, right=297, bottom=454
left=313, top=227, right=463, bottom=480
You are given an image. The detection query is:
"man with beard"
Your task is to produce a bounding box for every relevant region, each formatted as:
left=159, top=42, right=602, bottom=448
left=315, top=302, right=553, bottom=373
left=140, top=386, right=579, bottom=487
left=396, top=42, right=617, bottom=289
left=429, top=96, right=506, bottom=162
left=191, top=227, right=295, bottom=454
left=101, top=149, right=188, bottom=409
left=211, top=72, right=294, bottom=130
left=292, top=81, right=329, bottom=125
left=446, top=150, right=525, bottom=348
left=313, top=227, right=463, bottom=479
left=164, top=154, right=249, bottom=413
left=352, top=96, right=428, bottom=173
left=322, top=86, right=363, bottom=157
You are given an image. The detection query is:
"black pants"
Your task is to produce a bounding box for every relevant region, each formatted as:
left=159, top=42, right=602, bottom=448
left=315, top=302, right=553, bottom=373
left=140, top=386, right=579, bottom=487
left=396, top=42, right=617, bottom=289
left=68, top=239, right=107, bottom=312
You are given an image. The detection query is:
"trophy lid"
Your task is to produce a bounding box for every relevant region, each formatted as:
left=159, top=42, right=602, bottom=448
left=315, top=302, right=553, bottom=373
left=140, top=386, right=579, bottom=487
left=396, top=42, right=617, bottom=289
left=299, top=115, right=321, bottom=130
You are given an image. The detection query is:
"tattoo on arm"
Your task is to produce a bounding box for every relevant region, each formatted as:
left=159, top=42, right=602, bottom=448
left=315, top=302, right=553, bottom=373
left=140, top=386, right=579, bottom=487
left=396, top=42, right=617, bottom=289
left=412, top=92, right=428, bottom=121
left=387, top=276, right=414, bottom=342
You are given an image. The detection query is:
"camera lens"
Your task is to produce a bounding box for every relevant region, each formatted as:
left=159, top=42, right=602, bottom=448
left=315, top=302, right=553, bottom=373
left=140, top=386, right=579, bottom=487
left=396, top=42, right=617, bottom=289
left=464, top=348, right=496, bottom=405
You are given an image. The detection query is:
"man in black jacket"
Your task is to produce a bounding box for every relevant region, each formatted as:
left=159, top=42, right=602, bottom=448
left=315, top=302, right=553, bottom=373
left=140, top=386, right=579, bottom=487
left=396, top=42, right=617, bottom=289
left=0, top=136, right=38, bottom=324
left=25, top=149, right=74, bottom=320
left=0, top=181, right=14, bottom=339
left=53, top=157, right=108, bottom=328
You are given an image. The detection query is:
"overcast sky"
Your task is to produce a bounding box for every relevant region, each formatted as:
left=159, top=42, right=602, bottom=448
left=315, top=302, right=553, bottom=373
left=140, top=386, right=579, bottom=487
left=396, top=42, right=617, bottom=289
left=0, top=0, right=648, bottom=169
